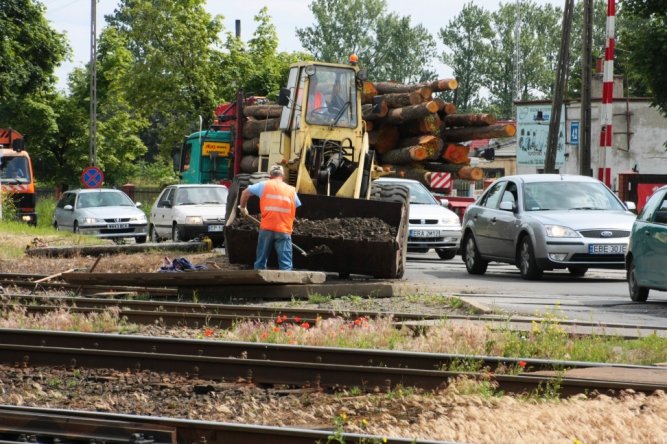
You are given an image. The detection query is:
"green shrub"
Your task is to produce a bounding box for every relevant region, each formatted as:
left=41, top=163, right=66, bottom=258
left=36, top=197, right=57, bottom=228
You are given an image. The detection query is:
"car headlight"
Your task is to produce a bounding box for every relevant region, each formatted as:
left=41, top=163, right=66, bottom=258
left=185, top=216, right=203, bottom=225
left=441, top=217, right=460, bottom=226
left=131, top=214, right=147, bottom=222
left=82, top=217, right=104, bottom=225
left=544, top=224, right=579, bottom=238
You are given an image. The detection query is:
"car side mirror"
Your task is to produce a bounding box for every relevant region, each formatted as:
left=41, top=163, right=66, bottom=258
left=625, top=201, right=637, bottom=211
left=135, top=202, right=142, bottom=208
left=278, top=88, right=290, bottom=106
left=439, top=198, right=449, bottom=207
left=499, top=201, right=516, bottom=212
left=64, top=205, right=73, bottom=211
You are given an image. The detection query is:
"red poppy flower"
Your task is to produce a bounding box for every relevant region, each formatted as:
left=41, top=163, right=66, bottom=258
left=301, top=322, right=311, bottom=329
left=273, top=327, right=280, bottom=332
left=294, top=316, right=302, bottom=323
left=204, top=328, right=214, bottom=337
left=354, top=319, right=361, bottom=326
left=519, top=361, right=527, bottom=368
left=276, top=317, right=283, bottom=324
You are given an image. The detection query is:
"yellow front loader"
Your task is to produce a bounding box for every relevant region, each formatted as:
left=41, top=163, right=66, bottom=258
left=225, top=60, right=409, bottom=278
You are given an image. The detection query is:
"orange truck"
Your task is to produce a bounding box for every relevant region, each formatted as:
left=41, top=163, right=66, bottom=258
left=0, top=128, right=37, bottom=225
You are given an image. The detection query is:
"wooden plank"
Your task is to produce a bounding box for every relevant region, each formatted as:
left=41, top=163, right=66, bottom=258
left=62, top=270, right=327, bottom=287
left=26, top=242, right=210, bottom=258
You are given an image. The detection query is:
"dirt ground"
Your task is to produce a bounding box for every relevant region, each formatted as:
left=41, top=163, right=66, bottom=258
left=1, top=365, right=665, bottom=443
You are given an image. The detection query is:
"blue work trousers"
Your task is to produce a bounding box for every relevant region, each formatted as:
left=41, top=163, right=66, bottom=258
left=254, top=229, right=293, bottom=271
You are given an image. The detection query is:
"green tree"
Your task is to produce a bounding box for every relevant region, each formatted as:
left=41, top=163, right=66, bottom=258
left=439, top=2, right=493, bottom=112
left=296, top=0, right=435, bottom=82
left=0, top=0, right=69, bottom=100
left=616, top=0, right=667, bottom=105
left=106, top=0, right=224, bottom=158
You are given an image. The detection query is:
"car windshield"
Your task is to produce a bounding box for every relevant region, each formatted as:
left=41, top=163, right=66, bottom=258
left=0, top=156, right=30, bottom=183
left=175, top=187, right=228, bottom=205
left=523, top=181, right=625, bottom=211
left=77, top=191, right=134, bottom=208
left=387, top=181, right=438, bottom=205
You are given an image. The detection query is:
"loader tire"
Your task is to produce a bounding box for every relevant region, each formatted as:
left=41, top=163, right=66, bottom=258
left=370, top=182, right=410, bottom=279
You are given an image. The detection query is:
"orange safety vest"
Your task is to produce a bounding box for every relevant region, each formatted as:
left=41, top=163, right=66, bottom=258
left=260, top=179, right=297, bottom=234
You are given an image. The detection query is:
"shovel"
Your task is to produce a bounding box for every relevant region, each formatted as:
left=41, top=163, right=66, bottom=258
left=238, top=206, right=324, bottom=258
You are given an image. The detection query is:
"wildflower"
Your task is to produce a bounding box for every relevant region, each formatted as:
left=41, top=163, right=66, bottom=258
left=361, top=418, right=368, bottom=427
left=354, top=318, right=361, bottom=326
left=573, top=439, right=581, bottom=444
left=276, top=316, right=283, bottom=324
left=340, top=412, right=347, bottom=421
left=518, top=361, right=527, bottom=369
left=273, top=327, right=280, bottom=333
left=204, top=328, right=214, bottom=337
left=301, top=322, right=311, bottom=329
left=260, top=331, right=269, bottom=340
left=294, top=316, right=302, bottom=323
left=282, top=315, right=288, bottom=320
left=383, top=438, right=387, bottom=443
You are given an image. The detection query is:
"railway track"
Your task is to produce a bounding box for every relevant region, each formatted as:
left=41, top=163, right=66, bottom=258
left=1, top=328, right=666, bottom=396
left=3, top=292, right=667, bottom=338
left=0, top=405, right=449, bottom=444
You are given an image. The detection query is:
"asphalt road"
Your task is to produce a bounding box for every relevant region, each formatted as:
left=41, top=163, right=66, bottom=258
left=404, top=251, right=667, bottom=328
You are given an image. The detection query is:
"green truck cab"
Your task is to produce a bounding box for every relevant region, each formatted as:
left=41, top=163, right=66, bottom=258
left=177, top=129, right=233, bottom=186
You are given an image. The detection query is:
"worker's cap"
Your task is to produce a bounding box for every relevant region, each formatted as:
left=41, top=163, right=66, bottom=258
left=269, top=165, right=284, bottom=177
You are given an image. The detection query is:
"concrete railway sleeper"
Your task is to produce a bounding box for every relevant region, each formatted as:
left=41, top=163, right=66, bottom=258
left=0, top=329, right=665, bottom=396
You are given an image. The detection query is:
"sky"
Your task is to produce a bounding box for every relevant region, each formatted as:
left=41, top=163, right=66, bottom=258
left=44, top=0, right=564, bottom=91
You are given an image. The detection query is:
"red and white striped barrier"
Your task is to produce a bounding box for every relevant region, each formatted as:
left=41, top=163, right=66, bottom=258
left=1, top=184, right=29, bottom=193
left=598, top=0, right=615, bottom=186
left=430, top=172, right=452, bottom=190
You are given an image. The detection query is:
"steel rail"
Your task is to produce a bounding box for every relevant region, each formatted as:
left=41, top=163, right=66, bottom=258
left=4, top=293, right=667, bottom=336
left=0, top=405, right=450, bottom=444
left=1, top=329, right=665, bottom=396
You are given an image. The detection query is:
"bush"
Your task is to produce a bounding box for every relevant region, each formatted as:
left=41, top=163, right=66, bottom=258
left=1, top=191, right=17, bottom=221
left=36, top=197, right=57, bottom=228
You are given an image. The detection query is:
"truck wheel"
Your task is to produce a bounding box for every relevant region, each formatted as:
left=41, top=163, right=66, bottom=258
left=370, top=182, right=410, bottom=278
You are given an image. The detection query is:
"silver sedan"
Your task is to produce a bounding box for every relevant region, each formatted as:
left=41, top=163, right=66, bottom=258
left=461, top=174, right=636, bottom=280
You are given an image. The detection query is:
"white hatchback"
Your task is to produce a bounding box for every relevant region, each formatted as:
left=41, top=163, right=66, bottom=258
left=376, top=178, right=462, bottom=260
left=150, top=184, right=228, bottom=246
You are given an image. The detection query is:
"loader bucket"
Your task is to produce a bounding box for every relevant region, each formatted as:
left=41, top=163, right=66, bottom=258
left=225, top=194, right=408, bottom=279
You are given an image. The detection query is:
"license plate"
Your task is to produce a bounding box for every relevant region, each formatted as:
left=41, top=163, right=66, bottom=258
left=107, top=223, right=129, bottom=229
left=410, top=229, right=441, bottom=238
left=208, top=225, right=224, bottom=232
left=589, top=244, right=626, bottom=255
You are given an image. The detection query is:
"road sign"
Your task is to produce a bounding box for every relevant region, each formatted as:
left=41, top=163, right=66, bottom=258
left=570, top=121, right=579, bottom=145
left=81, top=166, right=104, bottom=189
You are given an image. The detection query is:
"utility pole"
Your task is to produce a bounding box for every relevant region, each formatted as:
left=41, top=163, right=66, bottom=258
left=544, top=0, right=574, bottom=173
left=89, top=0, right=97, bottom=166
left=513, top=0, right=522, bottom=113
left=579, top=0, right=593, bottom=176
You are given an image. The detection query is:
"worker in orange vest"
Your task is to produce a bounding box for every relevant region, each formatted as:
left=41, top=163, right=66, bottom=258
left=239, top=165, right=302, bottom=270
left=307, top=74, right=327, bottom=119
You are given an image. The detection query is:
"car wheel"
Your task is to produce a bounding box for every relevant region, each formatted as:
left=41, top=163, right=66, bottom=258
left=172, top=224, right=182, bottom=242
left=568, top=266, right=588, bottom=277
left=518, top=236, right=543, bottom=280
left=54, top=222, right=60, bottom=231
left=628, top=258, right=649, bottom=302
left=73, top=222, right=79, bottom=234
left=135, top=236, right=147, bottom=244
left=436, top=248, right=457, bottom=260
left=150, top=224, right=160, bottom=243
left=462, top=234, right=488, bottom=275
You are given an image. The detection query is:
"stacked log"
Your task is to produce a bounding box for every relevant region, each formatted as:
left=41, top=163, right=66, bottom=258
left=233, top=77, right=515, bottom=185
left=362, top=78, right=513, bottom=186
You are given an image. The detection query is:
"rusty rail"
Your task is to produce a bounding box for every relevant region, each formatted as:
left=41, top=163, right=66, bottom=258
left=0, top=405, right=449, bottom=444
left=1, top=329, right=665, bottom=396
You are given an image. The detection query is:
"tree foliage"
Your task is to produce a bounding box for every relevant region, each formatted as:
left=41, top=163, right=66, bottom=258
left=617, top=0, right=661, bottom=104
left=439, top=2, right=493, bottom=112
left=296, top=0, right=435, bottom=82
left=0, top=0, right=69, bottom=100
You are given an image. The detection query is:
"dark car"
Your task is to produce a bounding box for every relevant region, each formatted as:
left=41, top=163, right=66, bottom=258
left=461, top=174, right=636, bottom=280
left=626, top=185, right=667, bottom=302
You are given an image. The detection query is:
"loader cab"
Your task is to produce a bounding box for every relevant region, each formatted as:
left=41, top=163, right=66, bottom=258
left=264, top=62, right=371, bottom=199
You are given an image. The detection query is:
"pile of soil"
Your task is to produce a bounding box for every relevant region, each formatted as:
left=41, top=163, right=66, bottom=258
left=232, top=216, right=397, bottom=242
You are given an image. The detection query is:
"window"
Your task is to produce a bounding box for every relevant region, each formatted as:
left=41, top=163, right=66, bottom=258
left=500, top=181, right=518, bottom=206
left=480, top=182, right=504, bottom=208
left=57, top=193, right=73, bottom=209
left=523, top=181, right=624, bottom=212
left=305, top=66, right=358, bottom=128
left=180, top=143, right=192, bottom=172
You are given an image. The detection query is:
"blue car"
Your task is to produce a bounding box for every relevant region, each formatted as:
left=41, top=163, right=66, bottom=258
left=626, top=185, right=667, bottom=302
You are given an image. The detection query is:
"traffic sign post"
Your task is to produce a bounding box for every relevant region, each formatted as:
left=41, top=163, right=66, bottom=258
left=81, top=166, right=104, bottom=189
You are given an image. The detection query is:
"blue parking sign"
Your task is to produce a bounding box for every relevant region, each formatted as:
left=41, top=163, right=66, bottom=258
left=570, top=121, right=579, bottom=145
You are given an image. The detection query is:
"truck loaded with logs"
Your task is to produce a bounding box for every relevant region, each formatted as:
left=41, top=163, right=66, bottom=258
left=177, top=57, right=515, bottom=278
